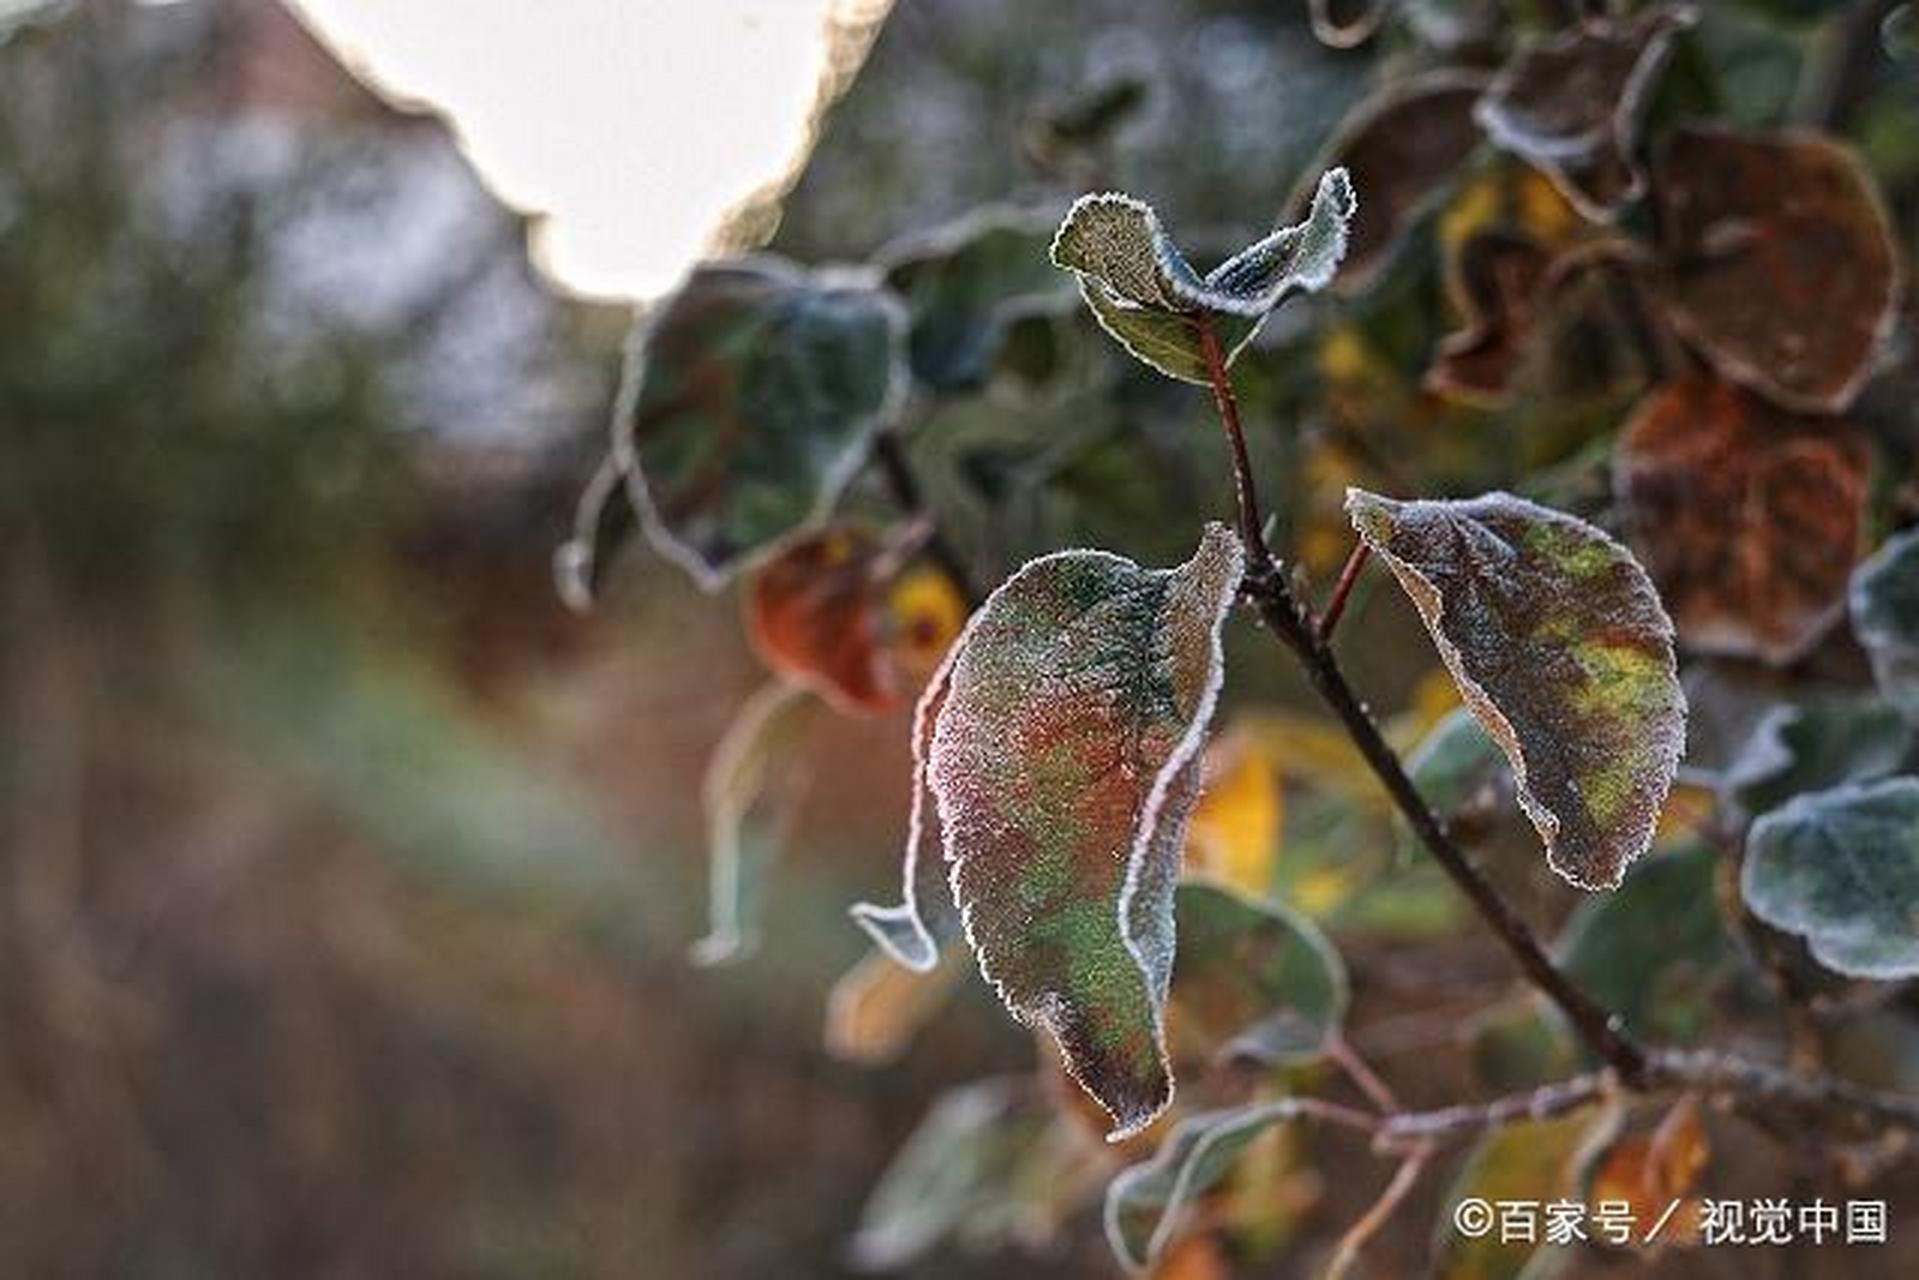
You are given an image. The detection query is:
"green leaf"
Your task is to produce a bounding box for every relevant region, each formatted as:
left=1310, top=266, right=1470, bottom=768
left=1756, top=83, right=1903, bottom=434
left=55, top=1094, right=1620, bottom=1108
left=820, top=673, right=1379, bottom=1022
left=1104, top=1096, right=1303, bottom=1272
left=1725, top=697, right=1911, bottom=818
left=850, top=1078, right=1093, bottom=1271
left=1170, top=881, right=1347, bottom=1069
left=1049, top=168, right=1355, bottom=383
left=878, top=207, right=1077, bottom=392
left=1741, top=778, right=1919, bottom=980
left=611, top=257, right=907, bottom=590
left=1402, top=705, right=1508, bottom=858
left=1432, top=1104, right=1619, bottom=1280
left=1852, top=529, right=1919, bottom=723
left=1476, top=5, right=1693, bottom=222
left=1346, top=489, right=1686, bottom=890
left=690, top=682, right=820, bottom=966
left=1556, top=842, right=1733, bottom=1045
left=880, top=525, right=1244, bottom=1139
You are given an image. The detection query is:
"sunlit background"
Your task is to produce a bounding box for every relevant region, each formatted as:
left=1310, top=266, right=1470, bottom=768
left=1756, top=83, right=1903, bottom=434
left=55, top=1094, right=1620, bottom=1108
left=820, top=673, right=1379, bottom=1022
left=287, top=0, right=879, bottom=301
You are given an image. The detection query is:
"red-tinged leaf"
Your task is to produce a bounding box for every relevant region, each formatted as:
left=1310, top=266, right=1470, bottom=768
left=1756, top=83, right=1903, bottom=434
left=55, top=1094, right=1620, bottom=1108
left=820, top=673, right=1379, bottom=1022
left=1586, top=1096, right=1710, bottom=1250
left=1615, top=375, right=1869, bottom=665
left=1652, top=126, right=1901, bottom=413
left=1300, top=70, right=1489, bottom=293
left=1346, top=489, right=1686, bottom=890
left=1476, top=5, right=1694, bottom=223
left=745, top=526, right=898, bottom=714
left=611, top=257, right=907, bottom=589
left=918, top=525, right=1244, bottom=1139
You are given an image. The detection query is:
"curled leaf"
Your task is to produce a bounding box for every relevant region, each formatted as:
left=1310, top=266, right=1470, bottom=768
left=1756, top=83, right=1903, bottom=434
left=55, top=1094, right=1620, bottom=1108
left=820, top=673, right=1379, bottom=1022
left=1585, top=1096, right=1710, bottom=1249
left=1304, top=70, right=1489, bottom=293
left=611, top=257, right=907, bottom=589
left=1652, top=126, right=1901, bottom=413
left=1050, top=169, right=1356, bottom=383
left=1310, top=0, right=1386, bottom=48
left=1615, top=375, right=1869, bottom=665
left=1852, top=529, right=1919, bottom=723
left=1425, top=229, right=1552, bottom=406
left=1741, top=778, right=1919, bottom=980
left=1105, top=1097, right=1304, bottom=1273
left=1476, top=5, right=1695, bottom=222
left=1169, top=882, right=1347, bottom=1070
left=850, top=643, right=962, bottom=971
left=920, top=526, right=1244, bottom=1139
left=553, top=451, right=635, bottom=611
left=1346, top=489, right=1686, bottom=889
left=692, top=682, right=820, bottom=966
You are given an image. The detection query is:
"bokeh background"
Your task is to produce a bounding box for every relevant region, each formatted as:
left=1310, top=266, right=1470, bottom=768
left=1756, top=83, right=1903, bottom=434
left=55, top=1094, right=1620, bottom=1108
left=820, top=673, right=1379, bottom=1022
left=3, top=1, right=1917, bottom=1277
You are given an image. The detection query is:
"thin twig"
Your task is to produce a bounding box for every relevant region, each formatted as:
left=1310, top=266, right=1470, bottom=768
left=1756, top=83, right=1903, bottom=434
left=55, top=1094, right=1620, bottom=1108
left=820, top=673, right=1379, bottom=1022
left=1329, top=1033, right=1399, bottom=1115
left=1316, top=541, right=1371, bottom=646
left=1376, top=1070, right=1618, bottom=1152
left=870, top=431, right=981, bottom=605
left=1193, top=311, right=1652, bottom=1089
left=1322, top=1142, right=1432, bottom=1280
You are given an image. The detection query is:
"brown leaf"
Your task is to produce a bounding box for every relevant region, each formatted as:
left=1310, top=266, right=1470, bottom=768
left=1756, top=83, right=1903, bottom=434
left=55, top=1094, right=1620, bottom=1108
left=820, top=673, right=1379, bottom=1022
left=1426, top=229, right=1553, bottom=406
left=745, top=527, right=899, bottom=713
left=1476, top=6, right=1694, bottom=222
left=1653, top=126, right=1901, bottom=413
left=1615, top=375, right=1870, bottom=665
left=1588, top=1095, right=1710, bottom=1248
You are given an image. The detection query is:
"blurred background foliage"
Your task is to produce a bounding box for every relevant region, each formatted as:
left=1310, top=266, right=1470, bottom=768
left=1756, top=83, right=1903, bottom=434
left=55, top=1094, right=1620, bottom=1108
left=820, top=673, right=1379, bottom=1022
left=2, top=0, right=1918, bottom=1277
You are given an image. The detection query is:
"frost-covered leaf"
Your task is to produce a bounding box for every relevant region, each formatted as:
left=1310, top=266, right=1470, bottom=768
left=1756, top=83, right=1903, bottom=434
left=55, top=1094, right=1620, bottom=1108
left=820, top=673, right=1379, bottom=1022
left=1556, top=842, right=1732, bottom=1045
left=1615, top=375, right=1869, bottom=665
left=1169, top=882, right=1346, bottom=1071
left=1347, top=489, right=1686, bottom=890
left=1476, top=5, right=1694, bottom=222
left=1432, top=1104, right=1619, bottom=1280
left=553, top=451, right=635, bottom=611
left=1741, top=778, right=1919, bottom=980
left=1402, top=706, right=1508, bottom=856
left=1050, top=169, right=1356, bottom=383
left=1303, top=70, right=1488, bottom=292
left=692, top=682, right=820, bottom=965
left=1425, top=229, right=1552, bottom=406
left=1310, top=0, right=1386, bottom=48
left=1182, top=730, right=1283, bottom=895
left=745, top=526, right=900, bottom=714
left=926, top=526, right=1243, bottom=1139
left=1852, top=529, right=1919, bottom=723
left=850, top=1078, right=1097, bottom=1271
left=1725, top=697, right=1911, bottom=818
left=824, top=948, right=963, bottom=1066
left=1652, top=127, right=1900, bottom=413
left=879, top=208, right=1078, bottom=392
left=851, top=645, right=963, bottom=971
left=612, top=257, right=906, bottom=589
left=1105, top=1096, right=1305, bottom=1273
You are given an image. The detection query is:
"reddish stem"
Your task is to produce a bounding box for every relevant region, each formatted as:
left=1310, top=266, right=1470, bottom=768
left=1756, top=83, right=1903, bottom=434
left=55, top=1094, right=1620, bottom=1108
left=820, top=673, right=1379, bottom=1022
left=1316, top=541, right=1372, bottom=645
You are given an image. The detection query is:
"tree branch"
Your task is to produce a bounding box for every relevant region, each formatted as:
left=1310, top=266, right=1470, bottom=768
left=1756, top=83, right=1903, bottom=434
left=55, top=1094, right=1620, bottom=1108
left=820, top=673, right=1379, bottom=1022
left=1192, top=312, right=1651, bottom=1089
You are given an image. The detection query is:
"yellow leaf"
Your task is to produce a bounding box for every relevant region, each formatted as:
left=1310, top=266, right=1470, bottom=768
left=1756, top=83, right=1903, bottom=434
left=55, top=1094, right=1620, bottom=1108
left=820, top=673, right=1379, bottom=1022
left=824, top=949, right=962, bottom=1065
left=1588, top=1095, right=1710, bottom=1249
left=1184, top=730, right=1283, bottom=895
left=882, top=564, right=968, bottom=684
